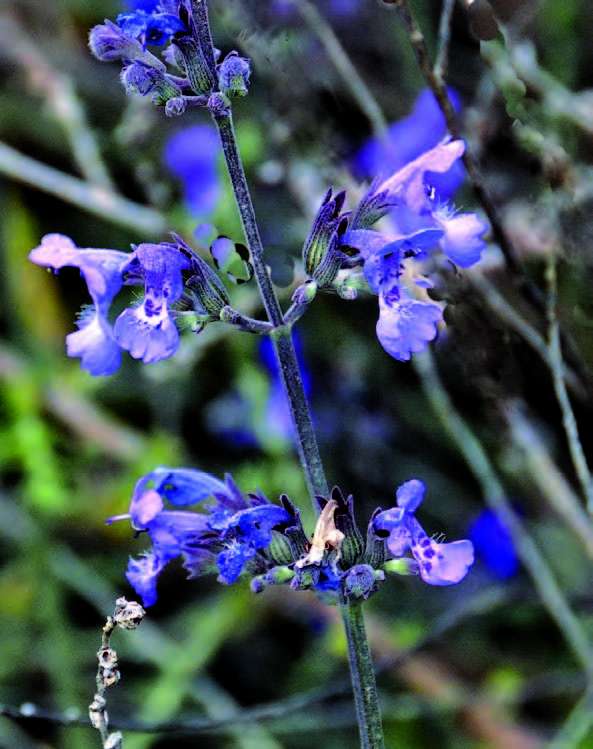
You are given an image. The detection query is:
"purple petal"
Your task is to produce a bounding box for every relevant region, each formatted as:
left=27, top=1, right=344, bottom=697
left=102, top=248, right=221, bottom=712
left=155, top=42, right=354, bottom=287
left=126, top=553, right=168, bottom=607
left=164, top=125, right=221, bottom=216
left=130, top=489, right=164, bottom=528
left=29, top=234, right=128, bottom=311
left=113, top=305, right=179, bottom=364
left=66, top=313, right=122, bottom=376
left=396, top=479, right=425, bottom=512
left=354, top=89, right=464, bottom=201
left=136, top=467, right=230, bottom=507
left=217, top=542, right=255, bottom=585
left=377, top=138, right=465, bottom=213
left=376, top=297, right=442, bottom=361
left=437, top=211, right=488, bottom=268
left=415, top=539, right=475, bottom=586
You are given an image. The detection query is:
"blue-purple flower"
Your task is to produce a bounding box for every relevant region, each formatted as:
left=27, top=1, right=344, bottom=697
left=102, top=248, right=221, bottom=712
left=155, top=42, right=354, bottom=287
left=116, top=8, right=186, bottom=48
left=28, top=234, right=225, bottom=375
left=217, top=51, right=251, bottom=97
left=374, top=479, right=474, bottom=585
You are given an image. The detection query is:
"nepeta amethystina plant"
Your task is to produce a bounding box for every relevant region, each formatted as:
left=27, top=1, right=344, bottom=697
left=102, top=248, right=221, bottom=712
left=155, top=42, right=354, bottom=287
left=27, top=1, right=487, bottom=745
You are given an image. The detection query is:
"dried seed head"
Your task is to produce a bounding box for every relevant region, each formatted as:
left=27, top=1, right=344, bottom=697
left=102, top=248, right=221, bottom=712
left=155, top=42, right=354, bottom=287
left=105, top=731, right=123, bottom=749
left=89, top=694, right=107, bottom=730
left=114, top=598, right=145, bottom=630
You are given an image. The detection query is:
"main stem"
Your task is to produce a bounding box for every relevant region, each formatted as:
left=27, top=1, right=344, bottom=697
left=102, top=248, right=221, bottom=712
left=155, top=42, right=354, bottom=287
left=341, top=602, right=385, bottom=749
left=212, top=108, right=328, bottom=501
left=210, top=101, right=384, bottom=749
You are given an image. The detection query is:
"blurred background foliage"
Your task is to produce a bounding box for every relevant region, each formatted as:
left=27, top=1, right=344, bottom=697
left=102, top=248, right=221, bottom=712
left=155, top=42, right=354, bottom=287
left=2, top=0, right=593, bottom=747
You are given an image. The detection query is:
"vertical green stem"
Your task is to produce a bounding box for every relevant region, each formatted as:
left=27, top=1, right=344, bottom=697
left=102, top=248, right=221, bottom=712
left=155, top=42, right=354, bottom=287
left=211, top=107, right=329, bottom=501
left=341, top=602, right=385, bottom=749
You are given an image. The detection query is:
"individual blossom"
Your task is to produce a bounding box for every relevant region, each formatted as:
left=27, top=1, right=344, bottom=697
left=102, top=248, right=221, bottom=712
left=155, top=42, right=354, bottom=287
left=373, top=479, right=474, bottom=586
left=29, top=234, right=129, bottom=376
left=29, top=234, right=225, bottom=375
left=112, top=242, right=189, bottom=364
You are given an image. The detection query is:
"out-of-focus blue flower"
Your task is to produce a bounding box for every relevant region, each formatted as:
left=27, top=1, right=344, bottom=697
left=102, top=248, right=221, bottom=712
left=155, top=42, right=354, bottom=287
left=164, top=124, right=221, bottom=216
left=206, top=332, right=311, bottom=450
left=354, top=89, right=465, bottom=201
left=469, top=509, right=519, bottom=580
left=271, top=0, right=360, bottom=20
left=374, top=479, right=474, bottom=585
left=108, top=467, right=298, bottom=605
left=29, top=234, right=224, bottom=375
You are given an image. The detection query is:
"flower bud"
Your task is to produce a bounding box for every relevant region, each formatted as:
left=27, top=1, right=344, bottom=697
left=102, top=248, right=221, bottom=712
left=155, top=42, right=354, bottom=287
left=105, top=732, right=123, bottom=749
left=303, top=189, right=347, bottom=287
left=251, top=565, right=295, bottom=593
left=88, top=694, right=107, bottom=730
left=113, top=597, right=145, bottom=629
left=208, top=91, right=232, bottom=118
left=218, top=51, right=251, bottom=97
left=121, top=61, right=182, bottom=106
left=89, top=20, right=143, bottom=62
left=292, top=280, right=318, bottom=306
left=344, top=564, right=384, bottom=600
left=165, top=96, right=187, bottom=117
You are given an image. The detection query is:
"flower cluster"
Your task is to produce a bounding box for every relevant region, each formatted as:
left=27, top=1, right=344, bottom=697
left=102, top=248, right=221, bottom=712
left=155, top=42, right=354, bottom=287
left=302, top=141, right=488, bottom=361
left=89, top=0, right=251, bottom=114
left=301, top=91, right=489, bottom=362
left=29, top=233, right=228, bottom=375
left=109, top=468, right=474, bottom=607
